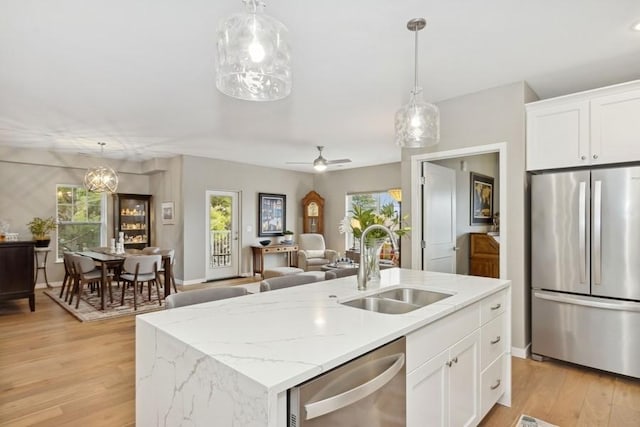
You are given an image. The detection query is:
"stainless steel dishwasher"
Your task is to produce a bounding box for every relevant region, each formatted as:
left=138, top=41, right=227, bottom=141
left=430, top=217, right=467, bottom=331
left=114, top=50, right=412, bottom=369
left=288, top=336, right=406, bottom=426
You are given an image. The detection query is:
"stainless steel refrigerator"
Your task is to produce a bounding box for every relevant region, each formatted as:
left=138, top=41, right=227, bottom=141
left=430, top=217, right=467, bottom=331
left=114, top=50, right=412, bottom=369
left=531, top=166, right=640, bottom=378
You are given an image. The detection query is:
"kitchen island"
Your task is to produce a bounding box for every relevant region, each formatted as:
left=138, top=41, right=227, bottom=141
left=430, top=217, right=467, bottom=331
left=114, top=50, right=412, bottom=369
left=136, top=268, right=511, bottom=426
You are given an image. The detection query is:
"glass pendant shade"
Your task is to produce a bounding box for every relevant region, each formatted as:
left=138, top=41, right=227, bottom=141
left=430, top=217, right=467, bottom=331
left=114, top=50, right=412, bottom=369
left=84, top=142, right=118, bottom=193
left=395, top=88, right=440, bottom=147
left=395, top=18, right=440, bottom=148
left=216, top=0, right=292, bottom=101
left=84, top=166, right=119, bottom=193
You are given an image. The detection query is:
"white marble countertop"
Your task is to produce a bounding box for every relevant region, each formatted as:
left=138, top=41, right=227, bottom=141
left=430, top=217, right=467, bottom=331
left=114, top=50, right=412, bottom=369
left=137, top=268, right=509, bottom=398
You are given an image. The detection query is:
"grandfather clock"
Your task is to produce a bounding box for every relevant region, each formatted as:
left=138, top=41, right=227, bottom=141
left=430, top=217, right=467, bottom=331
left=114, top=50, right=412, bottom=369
left=302, top=191, right=324, bottom=234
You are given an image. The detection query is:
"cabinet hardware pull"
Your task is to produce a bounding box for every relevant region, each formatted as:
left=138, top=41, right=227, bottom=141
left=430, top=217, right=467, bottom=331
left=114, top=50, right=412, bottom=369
left=593, top=154, right=599, bottom=159
left=446, top=361, right=453, bottom=367
left=490, top=336, right=501, bottom=344
left=581, top=155, right=586, bottom=160
left=452, top=356, right=458, bottom=364
left=490, top=379, right=501, bottom=390
left=490, top=303, right=501, bottom=310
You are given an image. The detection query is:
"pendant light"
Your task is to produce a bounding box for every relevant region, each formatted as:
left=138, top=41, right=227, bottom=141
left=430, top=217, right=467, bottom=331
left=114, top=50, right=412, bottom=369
left=395, top=18, right=440, bottom=148
left=84, top=142, right=119, bottom=193
left=216, top=0, right=292, bottom=101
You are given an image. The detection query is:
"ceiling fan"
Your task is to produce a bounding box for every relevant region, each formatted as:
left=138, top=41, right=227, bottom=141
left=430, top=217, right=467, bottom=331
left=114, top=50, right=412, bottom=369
left=286, top=146, right=352, bottom=171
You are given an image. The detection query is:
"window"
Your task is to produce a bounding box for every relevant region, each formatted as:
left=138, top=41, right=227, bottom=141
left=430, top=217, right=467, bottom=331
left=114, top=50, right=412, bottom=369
left=56, top=185, right=106, bottom=261
left=345, top=191, right=400, bottom=250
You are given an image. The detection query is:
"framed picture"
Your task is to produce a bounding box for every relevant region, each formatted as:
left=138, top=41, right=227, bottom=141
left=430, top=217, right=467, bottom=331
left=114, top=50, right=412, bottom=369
left=161, top=201, right=175, bottom=225
left=470, top=172, right=494, bottom=225
left=258, top=193, right=286, bottom=237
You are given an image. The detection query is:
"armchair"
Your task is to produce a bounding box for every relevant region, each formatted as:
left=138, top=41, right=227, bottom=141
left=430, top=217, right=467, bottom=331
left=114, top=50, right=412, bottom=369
left=297, top=233, right=338, bottom=271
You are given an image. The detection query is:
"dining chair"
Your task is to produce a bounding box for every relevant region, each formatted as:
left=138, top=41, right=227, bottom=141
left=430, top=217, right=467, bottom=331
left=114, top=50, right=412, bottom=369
left=120, top=254, right=162, bottom=310
left=165, top=286, right=248, bottom=309
left=141, top=246, right=160, bottom=255
left=259, top=274, right=319, bottom=292
left=69, top=254, right=113, bottom=309
left=158, top=249, right=177, bottom=293
left=60, top=252, right=75, bottom=301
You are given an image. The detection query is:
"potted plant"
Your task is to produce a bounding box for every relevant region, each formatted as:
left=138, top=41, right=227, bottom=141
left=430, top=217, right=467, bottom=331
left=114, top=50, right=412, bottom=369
left=282, top=230, right=294, bottom=244
left=27, top=216, right=57, bottom=247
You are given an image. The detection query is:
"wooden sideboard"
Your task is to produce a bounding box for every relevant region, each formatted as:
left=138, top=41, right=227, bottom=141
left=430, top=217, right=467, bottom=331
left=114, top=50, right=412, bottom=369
left=469, top=233, right=499, bottom=279
left=0, top=241, right=36, bottom=311
left=251, top=244, right=299, bottom=277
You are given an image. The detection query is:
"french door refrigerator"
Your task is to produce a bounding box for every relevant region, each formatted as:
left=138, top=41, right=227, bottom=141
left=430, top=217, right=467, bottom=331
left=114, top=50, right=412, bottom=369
left=531, top=166, right=640, bottom=378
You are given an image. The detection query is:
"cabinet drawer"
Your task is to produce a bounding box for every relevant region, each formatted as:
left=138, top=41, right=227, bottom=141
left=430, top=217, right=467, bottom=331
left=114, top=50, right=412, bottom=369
left=480, top=289, right=506, bottom=325
left=481, top=313, right=506, bottom=371
left=480, top=354, right=506, bottom=419
left=406, top=302, right=480, bottom=373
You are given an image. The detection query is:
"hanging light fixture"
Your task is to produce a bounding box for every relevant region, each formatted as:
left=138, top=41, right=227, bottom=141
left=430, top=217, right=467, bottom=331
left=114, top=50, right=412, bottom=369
left=395, top=18, right=440, bottom=148
left=84, top=142, right=118, bottom=193
left=215, top=0, right=292, bottom=101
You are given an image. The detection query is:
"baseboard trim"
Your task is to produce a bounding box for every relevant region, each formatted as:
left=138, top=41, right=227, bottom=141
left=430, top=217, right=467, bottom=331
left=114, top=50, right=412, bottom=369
left=180, top=278, right=206, bottom=286
left=511, top=343, right=531, bottom=359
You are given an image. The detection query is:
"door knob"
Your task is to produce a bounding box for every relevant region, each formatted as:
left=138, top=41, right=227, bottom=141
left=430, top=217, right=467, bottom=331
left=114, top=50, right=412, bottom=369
left=453, top=246, right=460, bottom=251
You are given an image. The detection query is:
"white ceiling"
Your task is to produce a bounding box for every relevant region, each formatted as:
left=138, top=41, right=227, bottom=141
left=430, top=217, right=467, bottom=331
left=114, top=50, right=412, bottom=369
left=1, top=0, right=640, bottom=172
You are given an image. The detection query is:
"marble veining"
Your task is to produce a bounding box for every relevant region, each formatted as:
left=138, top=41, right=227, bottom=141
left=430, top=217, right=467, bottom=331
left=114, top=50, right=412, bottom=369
left=136, top=268, right=510, bottom=426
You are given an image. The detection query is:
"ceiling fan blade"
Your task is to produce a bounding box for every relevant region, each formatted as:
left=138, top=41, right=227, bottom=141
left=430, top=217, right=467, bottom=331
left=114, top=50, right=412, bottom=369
left=326, top=159, right=352, bottom=165
left=285, top=161, right=312, bottom=165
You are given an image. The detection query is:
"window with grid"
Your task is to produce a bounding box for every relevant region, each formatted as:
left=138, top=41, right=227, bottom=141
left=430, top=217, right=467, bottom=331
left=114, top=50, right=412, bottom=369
left=344, top=191, right=400, bottom=251
left=56, top=185, right=106, bottom=261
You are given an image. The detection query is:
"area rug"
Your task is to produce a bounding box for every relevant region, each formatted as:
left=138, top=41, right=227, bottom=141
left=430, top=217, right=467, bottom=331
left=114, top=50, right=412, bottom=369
left=517, top=415, right=558, bottom=427
left=44, top=286, right=167, bottom=322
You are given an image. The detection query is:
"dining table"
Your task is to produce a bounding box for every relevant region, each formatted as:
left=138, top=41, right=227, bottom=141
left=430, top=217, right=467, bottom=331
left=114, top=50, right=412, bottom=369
left=77, top=250, right=173, bottom=310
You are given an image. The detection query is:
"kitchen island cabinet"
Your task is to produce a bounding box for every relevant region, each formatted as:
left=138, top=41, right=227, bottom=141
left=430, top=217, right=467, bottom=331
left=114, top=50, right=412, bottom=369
left=136, top=269, right=511, bottom=426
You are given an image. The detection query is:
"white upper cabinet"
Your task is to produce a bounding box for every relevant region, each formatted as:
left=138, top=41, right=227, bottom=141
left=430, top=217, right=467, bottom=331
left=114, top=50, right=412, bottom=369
left=591, top=88, right=640, bottom=165
left=526, top=80, right=640, bottom=171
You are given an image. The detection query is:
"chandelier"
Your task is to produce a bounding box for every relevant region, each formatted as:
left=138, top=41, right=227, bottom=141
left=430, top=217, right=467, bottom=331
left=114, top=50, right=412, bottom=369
left=215, top=0, right=292, bottom=101
left=395, top=18, right=440, bottom=148
left=84, top=142, right=118, bottom=193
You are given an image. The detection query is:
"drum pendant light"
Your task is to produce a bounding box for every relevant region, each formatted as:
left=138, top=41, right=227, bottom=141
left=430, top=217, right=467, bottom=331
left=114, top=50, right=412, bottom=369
left=216, top=0, right=292, bottom=101
left=395, top=18, right=440, bottom=148
left=84, top=142, right=119, bottom=193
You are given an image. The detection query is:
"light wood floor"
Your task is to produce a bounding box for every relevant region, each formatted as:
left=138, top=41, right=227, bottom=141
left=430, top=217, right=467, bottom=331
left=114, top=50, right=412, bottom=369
left=2, top=285, right=639, bottom=427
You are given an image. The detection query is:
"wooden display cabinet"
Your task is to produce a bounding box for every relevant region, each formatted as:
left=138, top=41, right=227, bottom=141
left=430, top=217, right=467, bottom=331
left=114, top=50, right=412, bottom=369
left=302, top=191, right=324, bottom=235
left=469, top=233, right=499, bottom=278
left=113, top=193, right=152, bottom=250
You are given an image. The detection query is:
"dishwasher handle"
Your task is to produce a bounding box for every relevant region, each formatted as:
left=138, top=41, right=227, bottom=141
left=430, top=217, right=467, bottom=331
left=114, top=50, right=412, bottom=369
left=304, top=353, right=405, bottom=420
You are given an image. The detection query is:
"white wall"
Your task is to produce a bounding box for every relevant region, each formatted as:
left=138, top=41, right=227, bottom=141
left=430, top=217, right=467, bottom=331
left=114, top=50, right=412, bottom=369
left=401, top=81, right=531, bottom=351
left=431, top=153, right=499, bottom=274
left=180, top=156, right=314, bottom=283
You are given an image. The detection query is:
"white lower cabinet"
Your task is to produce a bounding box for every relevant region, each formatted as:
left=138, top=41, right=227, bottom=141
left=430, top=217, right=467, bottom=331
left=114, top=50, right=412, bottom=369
left=407, top=289, right=510, bottom=426
left=407, top=330, right=480, bottom=427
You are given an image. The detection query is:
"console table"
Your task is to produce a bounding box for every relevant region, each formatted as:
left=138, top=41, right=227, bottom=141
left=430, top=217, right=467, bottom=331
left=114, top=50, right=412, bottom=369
left=0, top=241, right=36, bottom=311
left=251, top=244, right=298, bottom=278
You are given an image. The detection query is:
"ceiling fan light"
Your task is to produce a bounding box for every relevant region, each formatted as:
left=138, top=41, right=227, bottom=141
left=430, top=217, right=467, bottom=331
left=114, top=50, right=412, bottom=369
left=215, top=0, right=292, bottom=101
left=395, top=18, right=440, bottom=148
left=313, top=157, right=327, bottom=171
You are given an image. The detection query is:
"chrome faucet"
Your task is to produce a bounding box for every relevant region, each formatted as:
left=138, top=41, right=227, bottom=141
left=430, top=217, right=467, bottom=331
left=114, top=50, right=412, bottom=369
left=357, top=224, right=398, bottom=291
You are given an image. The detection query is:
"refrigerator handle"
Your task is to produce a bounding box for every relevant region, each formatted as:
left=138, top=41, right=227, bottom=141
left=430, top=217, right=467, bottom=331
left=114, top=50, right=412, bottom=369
left=593, top=180, right=602, bottom=285
left=578, top=181, right=587, bottom=284
left=304, top=353, right=405, bottom=420
left=534, top=291, right=640, bottom=312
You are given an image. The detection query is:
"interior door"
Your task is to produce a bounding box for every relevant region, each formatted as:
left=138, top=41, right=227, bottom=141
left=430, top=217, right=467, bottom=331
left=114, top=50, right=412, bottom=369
left=205, top=191, right=240, bottom=280
left=422, top=162, right=457, bottom=273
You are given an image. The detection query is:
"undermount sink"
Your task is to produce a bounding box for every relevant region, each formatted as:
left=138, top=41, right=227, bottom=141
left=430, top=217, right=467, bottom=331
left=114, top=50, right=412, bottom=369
left=341, top=287, right=453, bottom=315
